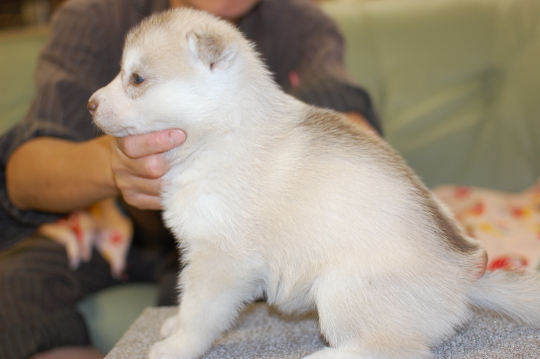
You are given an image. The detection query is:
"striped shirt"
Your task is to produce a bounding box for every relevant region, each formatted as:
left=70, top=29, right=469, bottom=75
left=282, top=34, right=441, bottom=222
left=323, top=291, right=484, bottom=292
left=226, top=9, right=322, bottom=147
left=0, top=0, right=380, bottom=249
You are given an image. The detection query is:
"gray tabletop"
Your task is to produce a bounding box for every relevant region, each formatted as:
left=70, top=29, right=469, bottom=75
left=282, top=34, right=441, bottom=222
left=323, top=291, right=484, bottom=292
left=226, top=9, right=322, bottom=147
left=105, top=303, right=540, bottom=359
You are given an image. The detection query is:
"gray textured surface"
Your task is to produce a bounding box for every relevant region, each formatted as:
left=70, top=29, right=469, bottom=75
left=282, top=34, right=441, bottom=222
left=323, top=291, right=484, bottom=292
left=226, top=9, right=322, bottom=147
left=105, top=303, right=540, bottom=359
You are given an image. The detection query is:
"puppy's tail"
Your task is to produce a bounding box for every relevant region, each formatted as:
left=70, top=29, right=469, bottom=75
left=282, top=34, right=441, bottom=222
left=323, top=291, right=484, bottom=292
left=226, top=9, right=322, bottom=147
left=468, top=269, right=540, bottom=327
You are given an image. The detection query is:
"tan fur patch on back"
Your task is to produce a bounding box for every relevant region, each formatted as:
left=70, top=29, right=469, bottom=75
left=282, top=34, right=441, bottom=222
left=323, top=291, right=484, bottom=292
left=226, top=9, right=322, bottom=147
left=299, top=106, right=481, bottom=256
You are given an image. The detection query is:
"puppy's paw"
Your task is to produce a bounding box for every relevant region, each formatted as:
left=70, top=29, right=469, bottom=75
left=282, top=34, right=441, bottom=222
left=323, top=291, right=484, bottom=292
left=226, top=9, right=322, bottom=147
left=160, top=315, right=180, bottom=338
left=148, top=342, right=178, bottom=359
left=148, top=339, right=185, bottom=359
left=303, top=348, right=369, bottom=359
left=148, top=337, right=205, bottom=359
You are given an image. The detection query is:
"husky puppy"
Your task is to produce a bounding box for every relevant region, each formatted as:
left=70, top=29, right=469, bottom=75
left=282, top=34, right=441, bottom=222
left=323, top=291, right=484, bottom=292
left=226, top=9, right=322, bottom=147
left=89, top=8, right=540, bottom=359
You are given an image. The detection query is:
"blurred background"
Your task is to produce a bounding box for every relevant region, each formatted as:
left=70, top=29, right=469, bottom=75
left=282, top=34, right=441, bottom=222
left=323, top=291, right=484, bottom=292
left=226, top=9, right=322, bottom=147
left=0, top=0, right=66, bottom=28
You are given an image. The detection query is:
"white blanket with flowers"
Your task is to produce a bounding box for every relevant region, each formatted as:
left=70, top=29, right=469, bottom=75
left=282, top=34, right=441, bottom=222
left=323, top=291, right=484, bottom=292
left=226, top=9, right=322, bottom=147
left=434, top=180, right=540, bottom=271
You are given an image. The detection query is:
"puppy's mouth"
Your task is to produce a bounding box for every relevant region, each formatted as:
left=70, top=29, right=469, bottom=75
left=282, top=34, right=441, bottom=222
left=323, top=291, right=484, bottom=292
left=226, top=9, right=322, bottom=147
left=88, top=95, right=138, bottom=137
left=90, top=106, right=140, bottom=137
left=93, top=119, right=138, bottom=138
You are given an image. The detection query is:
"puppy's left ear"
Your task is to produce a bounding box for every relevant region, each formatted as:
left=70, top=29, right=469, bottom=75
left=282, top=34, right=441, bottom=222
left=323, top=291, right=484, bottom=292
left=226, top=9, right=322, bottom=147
left=187, top=31, right=238, bottom=71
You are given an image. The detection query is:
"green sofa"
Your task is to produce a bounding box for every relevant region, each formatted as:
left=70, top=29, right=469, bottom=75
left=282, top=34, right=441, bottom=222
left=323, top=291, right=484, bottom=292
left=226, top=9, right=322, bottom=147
left=321, top=0, right=540, bottom=192
left=1, top=0, right=539, bottom=354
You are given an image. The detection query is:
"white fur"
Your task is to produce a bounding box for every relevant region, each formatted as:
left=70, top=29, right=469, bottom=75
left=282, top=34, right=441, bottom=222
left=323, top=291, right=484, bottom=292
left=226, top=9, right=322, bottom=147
left=90, top=8, right=540, bottom=359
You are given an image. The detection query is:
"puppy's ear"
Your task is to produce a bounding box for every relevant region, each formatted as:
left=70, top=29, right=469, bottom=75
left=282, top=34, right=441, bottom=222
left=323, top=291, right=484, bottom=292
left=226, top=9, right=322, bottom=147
left=187, top=31, right=238, bottom=71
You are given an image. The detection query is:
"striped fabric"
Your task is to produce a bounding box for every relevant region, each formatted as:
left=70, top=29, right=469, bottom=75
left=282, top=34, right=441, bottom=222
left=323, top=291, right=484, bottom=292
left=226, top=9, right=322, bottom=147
left=0, top=233, right=176, bottom=359
left=0, top=0, right=380, bottom=357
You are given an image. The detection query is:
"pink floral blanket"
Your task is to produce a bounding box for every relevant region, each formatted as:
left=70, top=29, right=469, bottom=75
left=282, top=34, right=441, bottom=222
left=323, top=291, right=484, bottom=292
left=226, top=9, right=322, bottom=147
left=434, top=180, right=540, bottom=271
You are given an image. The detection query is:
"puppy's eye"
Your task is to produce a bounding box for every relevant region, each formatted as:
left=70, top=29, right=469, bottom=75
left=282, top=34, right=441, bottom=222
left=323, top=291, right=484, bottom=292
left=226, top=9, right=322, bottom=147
left=131, top=73, right=145, bottom=85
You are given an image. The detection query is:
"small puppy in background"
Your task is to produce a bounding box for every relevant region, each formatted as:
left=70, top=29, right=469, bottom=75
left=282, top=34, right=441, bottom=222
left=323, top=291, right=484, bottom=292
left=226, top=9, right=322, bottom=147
left=89, top=8, right=540, bottom=359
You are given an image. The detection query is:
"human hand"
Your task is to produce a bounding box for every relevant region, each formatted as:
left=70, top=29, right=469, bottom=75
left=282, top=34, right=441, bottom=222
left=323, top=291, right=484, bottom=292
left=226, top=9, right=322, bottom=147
left=109, top=129, right=186, bottom=210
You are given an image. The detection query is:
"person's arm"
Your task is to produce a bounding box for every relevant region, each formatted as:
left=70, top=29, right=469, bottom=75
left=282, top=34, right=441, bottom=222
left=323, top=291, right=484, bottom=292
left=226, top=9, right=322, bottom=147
left=263, top=1, right=382, bottom=135
left=345, top=112, right=379, bottom=135
left=291, top=27, right=382, bottom=135
left=0, top=1, right=179, bottom=249
left=6, top=130, right=186, bottom=214
left=7, top=136, right=114, bottom=213
left=3, top=0, right=179, bottom=215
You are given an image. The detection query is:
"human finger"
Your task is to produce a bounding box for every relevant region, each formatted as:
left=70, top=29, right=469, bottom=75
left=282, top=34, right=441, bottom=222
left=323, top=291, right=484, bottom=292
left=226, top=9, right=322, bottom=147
left=112, top=150, right=171, bottom=180
left=117, top=129, right=186, bottom=159
left=114, top=172, right=164, bottom=199
left=120, top=190, right=162, bottom=210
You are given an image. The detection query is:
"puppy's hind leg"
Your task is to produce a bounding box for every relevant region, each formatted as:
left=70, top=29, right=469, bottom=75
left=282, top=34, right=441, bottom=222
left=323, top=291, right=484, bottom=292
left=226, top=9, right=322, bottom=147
left=307, top=272, right=442, bottom=359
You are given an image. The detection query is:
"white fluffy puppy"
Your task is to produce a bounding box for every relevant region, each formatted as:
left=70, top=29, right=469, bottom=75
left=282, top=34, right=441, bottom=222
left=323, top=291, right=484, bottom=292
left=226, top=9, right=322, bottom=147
left=89, top=8, right=540, bottom=359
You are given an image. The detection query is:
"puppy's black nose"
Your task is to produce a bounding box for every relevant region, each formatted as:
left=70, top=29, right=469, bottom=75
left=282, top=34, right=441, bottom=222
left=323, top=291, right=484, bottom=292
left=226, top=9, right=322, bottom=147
left=87, top=99, right=98, bottom=116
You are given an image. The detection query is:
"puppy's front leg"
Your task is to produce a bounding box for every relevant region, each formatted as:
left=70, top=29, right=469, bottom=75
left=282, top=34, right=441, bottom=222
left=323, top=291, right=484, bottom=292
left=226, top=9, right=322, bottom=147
left=148, top=254, right=258, bottom=359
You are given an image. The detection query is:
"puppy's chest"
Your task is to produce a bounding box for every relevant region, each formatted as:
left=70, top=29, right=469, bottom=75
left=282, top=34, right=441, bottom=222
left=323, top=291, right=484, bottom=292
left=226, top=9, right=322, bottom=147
left=161, top=158, right=251, bottom=241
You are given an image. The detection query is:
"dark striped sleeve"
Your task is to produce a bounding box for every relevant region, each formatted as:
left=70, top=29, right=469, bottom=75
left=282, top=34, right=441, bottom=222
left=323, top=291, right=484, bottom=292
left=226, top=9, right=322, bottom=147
left=239, top=0, right=381, bottom=134
left=285, top=2, right=381, bottom=134
left=0, top=0, right=141, bottom=249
